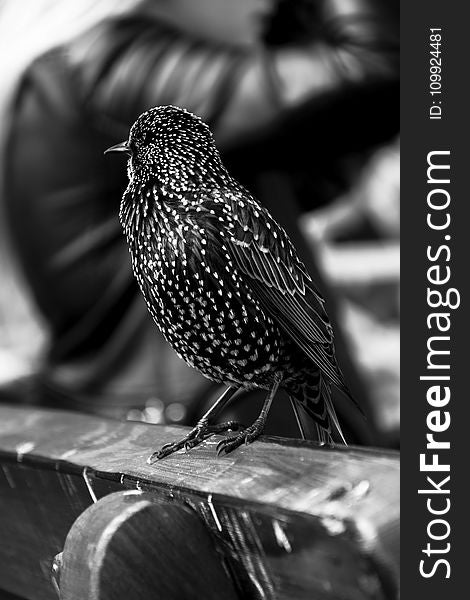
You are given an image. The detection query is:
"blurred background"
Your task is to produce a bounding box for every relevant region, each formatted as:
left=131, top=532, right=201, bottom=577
left=0, top=0, right=399, bottom=448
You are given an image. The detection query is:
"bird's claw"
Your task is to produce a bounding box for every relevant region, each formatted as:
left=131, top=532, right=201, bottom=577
left=147, top=441, right=184, bottom=464
left=184, top=435, right=209, bottom=451
left=216, top=422, right=262, bottom=456
left=147, top=420, right=243, bottom=463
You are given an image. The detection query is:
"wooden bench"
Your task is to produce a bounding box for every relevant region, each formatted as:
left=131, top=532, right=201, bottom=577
left=0, top=405, right=399, bottom=599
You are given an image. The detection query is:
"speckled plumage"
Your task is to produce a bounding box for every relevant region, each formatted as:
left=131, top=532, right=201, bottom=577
left=109, top=105, right=355, bottom=460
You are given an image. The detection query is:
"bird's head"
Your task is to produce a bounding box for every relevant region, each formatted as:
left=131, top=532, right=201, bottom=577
left=105, top=105, right=227, bottom=191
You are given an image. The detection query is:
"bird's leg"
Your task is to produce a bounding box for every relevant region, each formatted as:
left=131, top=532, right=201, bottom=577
left=148, top=386, right=242, bottom=463
left=216, top=374, right=282, bottom=456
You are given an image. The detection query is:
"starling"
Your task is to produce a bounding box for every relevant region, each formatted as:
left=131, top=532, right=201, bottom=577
left=105, top=105, right=357, bottom=462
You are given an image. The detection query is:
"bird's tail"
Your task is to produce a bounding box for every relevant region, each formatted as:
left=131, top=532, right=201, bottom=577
left=289, top=377, right=347, bottom=445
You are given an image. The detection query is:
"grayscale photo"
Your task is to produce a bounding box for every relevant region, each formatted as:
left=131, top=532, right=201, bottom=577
left=0, top=1, right=399, bottom=598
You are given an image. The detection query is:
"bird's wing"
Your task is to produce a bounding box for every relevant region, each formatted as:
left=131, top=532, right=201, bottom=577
left=215, top=189, right=350, bottom=395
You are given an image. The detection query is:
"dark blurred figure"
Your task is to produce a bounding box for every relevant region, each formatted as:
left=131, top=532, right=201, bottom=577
left=1, top=0, right=398, bottom=444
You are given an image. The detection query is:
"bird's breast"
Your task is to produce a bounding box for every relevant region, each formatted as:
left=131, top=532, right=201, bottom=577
left=131, top=224, right=283, bottom=386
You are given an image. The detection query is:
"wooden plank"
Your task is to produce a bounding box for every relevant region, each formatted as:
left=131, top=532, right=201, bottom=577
left=0, top=405, right=399, bottom=600
left=58, top=491, right=239, bottom=600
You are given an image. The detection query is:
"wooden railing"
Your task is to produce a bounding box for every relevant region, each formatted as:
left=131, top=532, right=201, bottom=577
left=0, top=405, right=399, bottom=599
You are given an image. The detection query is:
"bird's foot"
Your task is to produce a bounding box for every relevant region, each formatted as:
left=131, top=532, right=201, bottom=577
left=216, top=417, right=265, bottom=456
left=147, top=419, right=242, bottom=463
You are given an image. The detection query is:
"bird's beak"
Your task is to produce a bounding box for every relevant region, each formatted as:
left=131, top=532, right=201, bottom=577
left=104, top=141, right=131, bottom=156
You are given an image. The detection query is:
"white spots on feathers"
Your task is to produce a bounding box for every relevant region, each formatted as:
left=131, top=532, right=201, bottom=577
left=117, top=106, right=343, bottom=440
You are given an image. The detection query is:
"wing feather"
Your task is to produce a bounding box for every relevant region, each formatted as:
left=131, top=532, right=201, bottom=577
left=220, top=190, right=351, bottom=395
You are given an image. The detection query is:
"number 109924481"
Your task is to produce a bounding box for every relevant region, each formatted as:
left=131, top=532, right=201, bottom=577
left=429, top=28, right=442, bottom=120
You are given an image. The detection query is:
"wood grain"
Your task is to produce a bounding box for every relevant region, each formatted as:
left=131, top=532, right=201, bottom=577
left=0, top=404, right=399, bottom=600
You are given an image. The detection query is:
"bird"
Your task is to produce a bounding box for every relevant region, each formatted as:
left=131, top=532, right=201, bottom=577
left=105, top=105, right=358, bottom=463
